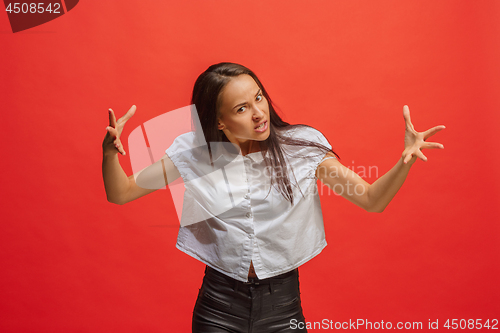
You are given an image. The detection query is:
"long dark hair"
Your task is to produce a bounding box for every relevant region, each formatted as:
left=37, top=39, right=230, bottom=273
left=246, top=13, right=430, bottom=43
left=191, top=62, right=340, bottom=204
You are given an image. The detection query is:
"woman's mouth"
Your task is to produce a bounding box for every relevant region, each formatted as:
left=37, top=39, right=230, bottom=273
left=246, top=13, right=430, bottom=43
left=254, top=121, right=268, bottom=132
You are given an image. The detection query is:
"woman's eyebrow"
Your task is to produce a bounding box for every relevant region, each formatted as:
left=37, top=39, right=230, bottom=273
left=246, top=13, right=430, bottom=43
left=232, top=89, right=262, bottom=110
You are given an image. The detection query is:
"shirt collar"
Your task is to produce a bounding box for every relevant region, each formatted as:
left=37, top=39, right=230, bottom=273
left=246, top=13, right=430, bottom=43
left=210, top=142, right=268, bottom=164
left=243, top=150, right=268, bottom=163
left=209, top=142, right=240, bottom=165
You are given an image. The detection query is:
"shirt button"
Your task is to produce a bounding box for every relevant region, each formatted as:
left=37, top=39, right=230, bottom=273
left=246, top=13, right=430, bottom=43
left=244, top=194, right=249, bottom=199
left=246, top=212, right=252, bottom=218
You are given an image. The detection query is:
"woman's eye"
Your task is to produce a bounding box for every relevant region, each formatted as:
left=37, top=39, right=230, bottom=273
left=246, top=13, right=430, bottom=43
left=256, top=94, right=263, bottom=102
left=237, top=106, right=246, bottom=113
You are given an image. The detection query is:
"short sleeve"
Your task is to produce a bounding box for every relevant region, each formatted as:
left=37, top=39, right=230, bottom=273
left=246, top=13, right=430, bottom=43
left=310, top=127, right=332, bottom=151
left=165, top=132, right=197, bottom=159
left=285, top=126, right=331, bottom=148
left=280, top=126, right=336, bottom=181
left=164, top=131, right=223, bottom=184
left=312, top=129, right=337, bottom=165
left=286, top=125, right=334, bottom=155
left=319, top=155, right=337, bottom=164
left=300, top=126, right=336, bottom=167
left=164, top=132, right=199, bottom=184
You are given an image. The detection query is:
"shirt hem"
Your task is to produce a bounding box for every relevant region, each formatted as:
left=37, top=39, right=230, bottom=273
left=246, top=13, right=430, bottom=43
left=175, top=242, right=248, bottom=282
left=254, top=239, right=328, bottom=280
left=175, top=239, right=328, bottom=282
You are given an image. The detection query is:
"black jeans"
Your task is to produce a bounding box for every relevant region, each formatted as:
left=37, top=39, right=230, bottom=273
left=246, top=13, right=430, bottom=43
left=192, top=266, right=307, bottom=333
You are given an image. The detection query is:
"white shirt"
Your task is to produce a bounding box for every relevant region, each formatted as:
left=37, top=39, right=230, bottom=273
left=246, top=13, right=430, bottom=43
left=165, top=125, right=335, bottom=282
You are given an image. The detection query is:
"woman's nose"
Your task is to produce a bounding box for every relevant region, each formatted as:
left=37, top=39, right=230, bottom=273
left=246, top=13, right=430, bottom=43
left=252, top=105, right=265, bottom=120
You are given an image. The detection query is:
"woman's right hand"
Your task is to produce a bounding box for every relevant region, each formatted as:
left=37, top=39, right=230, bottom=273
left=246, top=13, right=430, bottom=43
left=102, top=105, right=137, bottom=156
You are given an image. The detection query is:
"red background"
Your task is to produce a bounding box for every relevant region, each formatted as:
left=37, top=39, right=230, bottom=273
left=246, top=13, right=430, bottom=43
left=1, top=1, right=499, bottom=332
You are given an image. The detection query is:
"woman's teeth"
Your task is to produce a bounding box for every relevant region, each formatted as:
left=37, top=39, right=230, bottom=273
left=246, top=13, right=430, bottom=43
left=256, top=122, right=265, bottom=129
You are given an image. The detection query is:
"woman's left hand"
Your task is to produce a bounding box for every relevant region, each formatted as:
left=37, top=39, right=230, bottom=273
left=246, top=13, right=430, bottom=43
left=402, top=105, right=445, bottom=164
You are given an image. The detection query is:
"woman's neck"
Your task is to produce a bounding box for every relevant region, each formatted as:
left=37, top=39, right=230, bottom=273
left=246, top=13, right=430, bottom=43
left=239, top=140, right=263, bottom=156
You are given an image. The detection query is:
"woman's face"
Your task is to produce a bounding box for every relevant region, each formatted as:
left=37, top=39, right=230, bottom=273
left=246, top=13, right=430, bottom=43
left=217, top=74, right=270, bottom=151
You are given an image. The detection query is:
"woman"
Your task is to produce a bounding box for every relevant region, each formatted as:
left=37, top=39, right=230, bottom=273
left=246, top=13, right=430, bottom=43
left=102, top=63, right=445, bottom=332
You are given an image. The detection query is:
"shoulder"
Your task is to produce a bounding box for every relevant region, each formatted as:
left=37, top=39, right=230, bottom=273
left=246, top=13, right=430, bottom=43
left=281, top=124, right=324, bottom=137
left=174, top=131, right=197, bottom=144
left=165, top=132, right=212, bottom=181
left=165, top=131, right=200, bottom=156
left=280, top=125, right=331, bottom=148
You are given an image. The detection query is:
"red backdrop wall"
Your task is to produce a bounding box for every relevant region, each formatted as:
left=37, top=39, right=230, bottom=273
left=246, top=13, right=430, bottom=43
left=1, top=1, right=499, bottom=332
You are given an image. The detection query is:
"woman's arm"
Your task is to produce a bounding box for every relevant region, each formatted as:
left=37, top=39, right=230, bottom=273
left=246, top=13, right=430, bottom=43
left=102, top=151, right=137, bottom=205
left=102, top=106, right=180, bottom=205
left=102, top=152, right=180, bottom=205
left=316, top=105, right=445, bottom=213
left=316, top=154, right=413, bottom=212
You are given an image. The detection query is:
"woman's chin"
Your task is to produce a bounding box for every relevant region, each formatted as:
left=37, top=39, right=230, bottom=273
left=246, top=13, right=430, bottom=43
left=255, top=131, right=270, bottom=141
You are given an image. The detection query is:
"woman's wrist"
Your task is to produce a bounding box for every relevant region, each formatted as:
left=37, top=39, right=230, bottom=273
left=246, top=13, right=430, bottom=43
left=400, top=152, right=417, bottom=166
left=102, top=148, right=119, bottom=159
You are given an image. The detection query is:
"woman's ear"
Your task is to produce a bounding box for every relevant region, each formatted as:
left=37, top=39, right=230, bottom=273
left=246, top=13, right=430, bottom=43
left=217, top=119, right=224, bottom=130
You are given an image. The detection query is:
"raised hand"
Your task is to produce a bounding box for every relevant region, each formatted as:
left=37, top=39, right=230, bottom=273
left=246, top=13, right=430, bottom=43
left=102, top=105, right=137, bottom=156
left=402, top=105, right=445, bottom=164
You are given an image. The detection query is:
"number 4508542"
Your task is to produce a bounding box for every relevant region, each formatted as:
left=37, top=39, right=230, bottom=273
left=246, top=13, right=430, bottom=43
left=5, top=3, right=61, bottom=14
left=443, top=319, right=498, bottom=330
